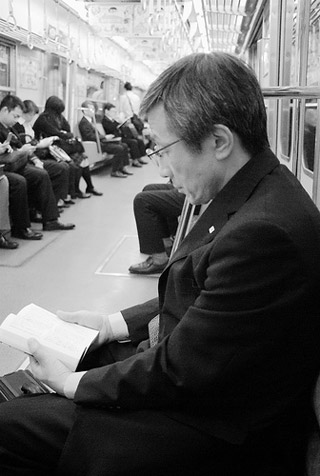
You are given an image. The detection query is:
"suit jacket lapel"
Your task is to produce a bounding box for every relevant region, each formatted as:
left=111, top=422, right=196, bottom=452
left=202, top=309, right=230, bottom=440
left=169, top=149, right=280, bottom=264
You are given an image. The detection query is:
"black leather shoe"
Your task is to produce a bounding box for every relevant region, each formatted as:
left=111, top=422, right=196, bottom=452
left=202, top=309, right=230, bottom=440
left=138, top=157, right=149, bottom=165
left=132, top=160, right=143, bottom=168
left=11, top=228, right=43, bottom=240
left=0, top=234, right=19, bottom=249
left=111, top=171, right=127, bottom=178
left=121, top=167, right=134, bottom=176
left=128, top=256, right=168, bottom=274
left=75, top=192, right=91, bottom=199
left=86, top=188, right=103, bottom=196
left=43, top=221, right=75, bottom=231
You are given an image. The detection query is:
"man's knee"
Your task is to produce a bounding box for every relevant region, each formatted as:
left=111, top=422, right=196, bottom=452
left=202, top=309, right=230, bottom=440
left=133, top=192, right=149, bottom=212
left=6, top=172, right=27, bottom=194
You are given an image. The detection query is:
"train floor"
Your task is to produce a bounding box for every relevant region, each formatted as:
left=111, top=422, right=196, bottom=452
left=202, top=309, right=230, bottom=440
left=0, top=161, right=167, bottom=375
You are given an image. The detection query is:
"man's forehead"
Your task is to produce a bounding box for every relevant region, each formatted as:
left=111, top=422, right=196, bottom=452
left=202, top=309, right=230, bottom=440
left=10, top=106, right=22, bottom=115
left=148, top=104, right=174, bottom=142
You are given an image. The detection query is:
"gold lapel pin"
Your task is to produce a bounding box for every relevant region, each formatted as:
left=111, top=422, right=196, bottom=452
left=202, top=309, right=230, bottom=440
left=209, top=226, right=215, bottom=233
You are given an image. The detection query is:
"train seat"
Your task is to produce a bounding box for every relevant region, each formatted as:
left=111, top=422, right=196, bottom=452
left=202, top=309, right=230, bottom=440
left=82, top=141, right=113, bottom=168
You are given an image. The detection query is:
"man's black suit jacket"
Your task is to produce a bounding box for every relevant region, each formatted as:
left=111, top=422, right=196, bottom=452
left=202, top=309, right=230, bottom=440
left=68, top=148, right=320, bottom=447
left=78, top=116, right=105, bottom=143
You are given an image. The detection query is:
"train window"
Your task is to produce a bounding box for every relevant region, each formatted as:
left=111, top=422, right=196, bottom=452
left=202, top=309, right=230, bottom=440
left=278, top=0, right=297, bottom=161
left=303, top=101, right=317, bottom=172
left=307, top=0, right=320, bottom=87
left=0, top=41, right=15, bottom=99
left=279, top=98, right=293, bottom=159
left=303, top=1, right=320, bottom=172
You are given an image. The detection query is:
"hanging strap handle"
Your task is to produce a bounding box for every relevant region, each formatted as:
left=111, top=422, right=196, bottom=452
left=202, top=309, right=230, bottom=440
left=126, top=94, right=135, bottom=115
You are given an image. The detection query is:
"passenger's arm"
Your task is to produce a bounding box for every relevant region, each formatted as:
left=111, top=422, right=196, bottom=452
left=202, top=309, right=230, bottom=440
left=34, top=116, right=67, bottom=140
left=79, top=120, right=97, bottom=142
left=73, top=221, right=306, bottom=411
left=27, top=298, right=159, bottom=397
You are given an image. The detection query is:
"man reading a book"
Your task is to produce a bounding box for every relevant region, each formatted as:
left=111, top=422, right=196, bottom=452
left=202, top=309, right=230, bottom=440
left=1, top=52, right=320, bottom=476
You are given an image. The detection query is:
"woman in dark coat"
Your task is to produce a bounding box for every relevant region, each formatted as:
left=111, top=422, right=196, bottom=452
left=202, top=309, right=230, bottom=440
left=33, top=96, right=101, bottom=198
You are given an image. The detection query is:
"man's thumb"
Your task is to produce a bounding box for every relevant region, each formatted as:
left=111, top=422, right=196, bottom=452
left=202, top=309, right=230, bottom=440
left=28, top=337, right=40, bottom=355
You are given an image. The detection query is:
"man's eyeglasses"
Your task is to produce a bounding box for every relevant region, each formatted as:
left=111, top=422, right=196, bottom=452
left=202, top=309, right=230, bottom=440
left=146, top=139, right=181, bottom=165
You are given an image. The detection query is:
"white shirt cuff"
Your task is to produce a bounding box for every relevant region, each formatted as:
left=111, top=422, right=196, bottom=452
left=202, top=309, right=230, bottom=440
left=108, top=311, right=129, bottom=341
left=64, top=371, right=87, bottom=399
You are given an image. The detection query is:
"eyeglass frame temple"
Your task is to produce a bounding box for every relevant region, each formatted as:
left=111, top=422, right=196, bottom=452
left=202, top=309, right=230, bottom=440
left=147, top=139, right=181, bottom=158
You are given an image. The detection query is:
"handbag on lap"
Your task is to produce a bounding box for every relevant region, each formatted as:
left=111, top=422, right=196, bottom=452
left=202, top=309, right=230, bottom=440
left=49, top=145, right=72, bottom=162
left=0, top=369, right=49, bottom=402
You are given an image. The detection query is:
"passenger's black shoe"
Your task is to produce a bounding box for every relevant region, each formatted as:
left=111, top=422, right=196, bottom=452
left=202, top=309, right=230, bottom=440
left=11, top=228, right=43, bottom=240
left=121, top=167, right=133, bottom=176
left=129, top=256, right=168, bottom=274
left=0, top=234, right=19, bottom=249
left=138, top=157, right=149, bottom=165
left=43, top=221, right=75, bottom=231
left=86, top=188, right=103, bottom=196
left=75, top=191, right=91, bottom=199
left=132, top=160, right=143, bottom=167
left=111, top=171, right=127, bottom=178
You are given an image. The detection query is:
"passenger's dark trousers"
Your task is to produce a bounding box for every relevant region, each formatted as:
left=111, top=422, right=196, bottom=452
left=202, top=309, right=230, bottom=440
left=134, top=183, right=185, bottom=254
left=0, top=342, right=248, bottom=476
left=75, top=166, right=94, bottom=194
left=67, top=161, right=81, bottom=198
left=101, top=142, right=129, bottom=172
left=0, top=342, right=306, bottom=476
left=42, top=159, right=69, bottom=202
left=122, top=137, right=146, bottom=159
left=22, top=164, right=59, bottom=223
left=5, top=172, right=31, bottom=230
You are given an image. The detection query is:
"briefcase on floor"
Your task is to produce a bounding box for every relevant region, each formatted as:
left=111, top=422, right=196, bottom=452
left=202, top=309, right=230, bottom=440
left=0, top=369, right=49, bottom=402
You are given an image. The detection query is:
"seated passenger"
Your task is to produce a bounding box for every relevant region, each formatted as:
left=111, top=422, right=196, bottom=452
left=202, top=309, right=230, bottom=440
left=0, top=95, right=75, bottom=233
left=2, top=52, right=320, bottom=476
left=0, top=140, right=42, bottom=242
left=0, top=162, right=18, bottom=249
left=12, top=100, right=70, bottom=206
left=102, top=102, right=148, bottom=167
left=128, top=183, right=185, bottom=274
left=33, top=96, right=102, bottom=197
left=79, top=100, right=132, bottom=178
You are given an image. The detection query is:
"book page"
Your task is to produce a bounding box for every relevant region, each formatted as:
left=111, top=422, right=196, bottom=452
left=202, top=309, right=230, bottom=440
left=0, top=304, right=99, bottom=370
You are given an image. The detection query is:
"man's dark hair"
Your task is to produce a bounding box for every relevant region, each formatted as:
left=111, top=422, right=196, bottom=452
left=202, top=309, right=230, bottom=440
left=0, top=94, right=24, bottom=112
left=140, top=52, right=269, bottom=156
left=124, top=82, right=132, bottom=91
left=44, top=96, right=65, bottom=114
left=103, top=103, right=116, bottom=112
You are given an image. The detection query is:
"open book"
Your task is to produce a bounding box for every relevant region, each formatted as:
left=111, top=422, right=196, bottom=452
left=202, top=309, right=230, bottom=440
left=0, top=303, right=99, bottom=371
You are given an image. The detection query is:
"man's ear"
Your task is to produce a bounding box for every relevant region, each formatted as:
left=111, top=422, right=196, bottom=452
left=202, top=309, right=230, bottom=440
left=212, top=124, right=234, bottom=160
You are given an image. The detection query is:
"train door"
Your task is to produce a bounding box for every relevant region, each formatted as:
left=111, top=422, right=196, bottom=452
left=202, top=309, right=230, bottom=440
left=247, top=0, right=281, bottom=155
left=276, top=0, right=297, bottom=175
left=292, top=1, right=314, bottom=198
left=298, top=1, right=320, bottom=202
left=44, top=53, right=68, bottom=106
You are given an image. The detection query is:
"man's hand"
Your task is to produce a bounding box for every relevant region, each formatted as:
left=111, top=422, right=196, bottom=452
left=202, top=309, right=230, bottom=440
left=28, top=338, right=72, bottom=395
left=20, top=143, right=36, bottom=156
left=31, top=157, right=44, bottom=169
left=37, top=136, right=59, bottom=149
left=57, top=310, right=114, bottom=348
left=0, top=143, right=12, bottom=154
